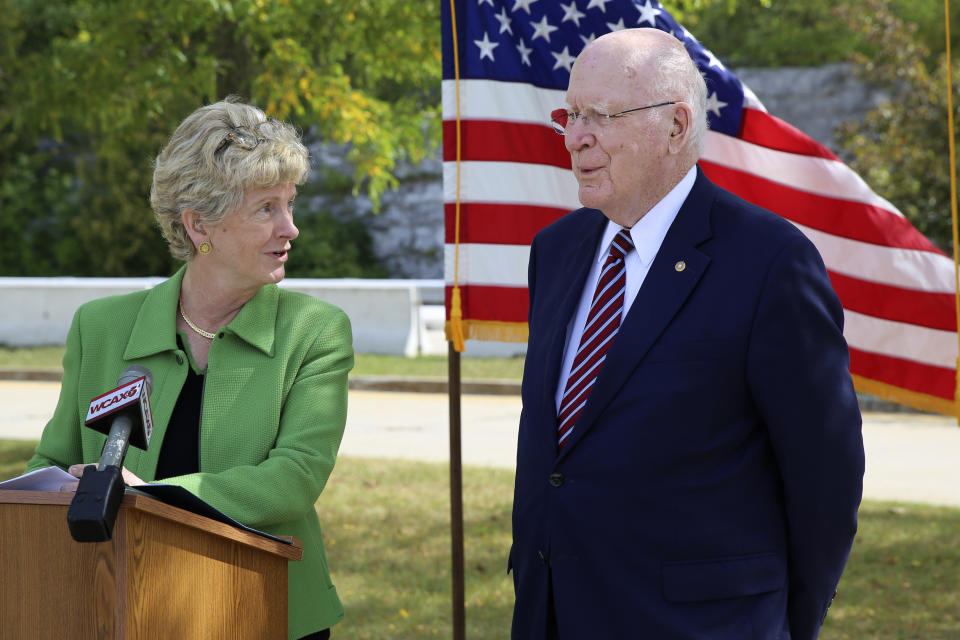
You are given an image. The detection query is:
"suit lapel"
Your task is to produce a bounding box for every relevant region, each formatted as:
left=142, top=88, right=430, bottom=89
left=556, top=170, right=717, bottom=459
left=111, top=268, right=187, bottom=478
left=537, top=211, right=607, bottom=431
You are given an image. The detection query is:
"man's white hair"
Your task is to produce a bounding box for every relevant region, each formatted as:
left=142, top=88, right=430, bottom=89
left=624, top=31, right=708, bottom=158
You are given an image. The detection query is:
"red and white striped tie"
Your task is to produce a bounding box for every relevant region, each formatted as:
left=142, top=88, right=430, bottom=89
left=557, top=228, right=634, bottom=450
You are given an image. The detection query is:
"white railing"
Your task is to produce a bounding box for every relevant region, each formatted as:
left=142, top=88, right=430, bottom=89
left=0, top=278, right=526, bottom=357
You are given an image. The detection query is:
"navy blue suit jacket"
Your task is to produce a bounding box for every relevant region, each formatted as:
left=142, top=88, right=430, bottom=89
left=511, top=170, right=864, bottom=640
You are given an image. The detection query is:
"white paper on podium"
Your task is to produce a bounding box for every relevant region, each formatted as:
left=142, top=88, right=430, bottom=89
left=0, top=466, right=290, bottom=545
left=0, top=465, right=76, bottom=491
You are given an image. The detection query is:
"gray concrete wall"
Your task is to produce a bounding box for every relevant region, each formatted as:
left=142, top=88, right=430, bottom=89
left=0, top=277, right=448, bottom=357
left=734, top=63, right=887, bottom=158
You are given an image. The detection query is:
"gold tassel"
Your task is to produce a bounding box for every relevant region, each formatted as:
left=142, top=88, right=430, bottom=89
left=448, top=286, right=466, bottom=353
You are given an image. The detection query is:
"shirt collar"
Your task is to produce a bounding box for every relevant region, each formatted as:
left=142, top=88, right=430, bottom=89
left=596, top=166, right=698, bottom=267
left=125, top=265, right=278, bottom=359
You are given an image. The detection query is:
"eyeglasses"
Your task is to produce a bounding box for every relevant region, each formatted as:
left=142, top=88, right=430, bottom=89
left=549, top=102, right=677, bottom=135
left=214, top=124, right=267, bottom=155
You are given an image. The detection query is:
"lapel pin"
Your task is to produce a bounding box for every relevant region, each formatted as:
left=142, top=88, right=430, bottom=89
left=675, top=260, right=686, bottom=272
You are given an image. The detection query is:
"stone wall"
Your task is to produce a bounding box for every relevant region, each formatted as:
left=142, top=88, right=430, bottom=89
left=304, top=145, right=445, bottom=280
left=734, top=62, right=887, bottom=159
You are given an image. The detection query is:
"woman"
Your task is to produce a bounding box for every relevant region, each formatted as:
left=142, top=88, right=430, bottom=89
left=26, top=97, right=352, bottom=640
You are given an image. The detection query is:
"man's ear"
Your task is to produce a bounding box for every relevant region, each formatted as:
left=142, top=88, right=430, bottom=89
left=667, top=102, right=693, bottom=154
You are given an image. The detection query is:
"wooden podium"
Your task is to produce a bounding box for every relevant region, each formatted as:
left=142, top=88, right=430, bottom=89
left=0, top=490, right=302, bottom=639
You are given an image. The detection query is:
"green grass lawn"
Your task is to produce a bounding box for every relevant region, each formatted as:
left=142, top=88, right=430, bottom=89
left=2, top=439, right=957, bottom=639
left=0, top=346, right=67, bottom=369
left=350, top=354, right=524, bottom=381
left=0, top=347, right=525, bottom=380
left=0, top=440, right=40, bottom=481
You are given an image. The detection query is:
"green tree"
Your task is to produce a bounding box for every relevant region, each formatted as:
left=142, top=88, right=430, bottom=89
left=678, top=0, right=867, bottom=67
left=662, top=0, right=770, bottom=21
left=834, top=0, right=958, bottom=251
left=674, top=0, right=960, bottom=69
left=0, top=0, right=439, bottom=276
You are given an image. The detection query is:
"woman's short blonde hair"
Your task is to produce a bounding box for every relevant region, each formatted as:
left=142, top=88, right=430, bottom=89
left=150, top=97, right=309, bottom=261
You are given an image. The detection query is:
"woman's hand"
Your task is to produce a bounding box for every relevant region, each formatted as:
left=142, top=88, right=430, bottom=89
left=60, top=464, right=147, bottom=491
left=119, top=466, right=147, bottom=486
left=58, top=463, right=88, bottom=492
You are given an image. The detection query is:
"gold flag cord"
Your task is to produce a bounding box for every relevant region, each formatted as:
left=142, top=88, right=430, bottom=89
left=946, top=0, right=960, bottom=422
left=446, top=0, right=466, bottom=352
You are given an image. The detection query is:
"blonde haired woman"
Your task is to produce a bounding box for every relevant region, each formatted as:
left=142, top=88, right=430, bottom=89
left=28, top=97, right=351, bottom=640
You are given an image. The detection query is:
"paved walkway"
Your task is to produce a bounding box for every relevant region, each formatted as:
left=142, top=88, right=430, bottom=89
left=3, top=381, right=959, bottom=508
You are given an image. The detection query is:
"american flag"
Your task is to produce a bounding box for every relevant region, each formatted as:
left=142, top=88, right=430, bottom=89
left=442, top=0, right=959, bottom=415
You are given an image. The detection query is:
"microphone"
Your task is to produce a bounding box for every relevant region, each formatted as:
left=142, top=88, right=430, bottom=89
left=67, top=365, right=155, bottom=542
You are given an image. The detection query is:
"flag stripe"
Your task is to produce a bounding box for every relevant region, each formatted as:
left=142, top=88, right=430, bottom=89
left=702, top=130, right=901, bottom=215
left=442, top=79, right=564, bottom=124
left=794, top=223, right=954, bottom=293
left=444, top=203, right=569, bottom=245
left=700, top=161, right=943, bottom=254
left=444, top=284, right=528, bottom=323
left=443, top=120, right=570, bottom=168
left=738, top=107, right=839, bottom=160
left=850, top=347, right=955, bottom=401
left=444, top=243, right=529, bottom=287
left=830, top=272, right=956, bottom=332
left=844, top=310, right=957, bottom=370
left=443, top=161, right=579, bottom=209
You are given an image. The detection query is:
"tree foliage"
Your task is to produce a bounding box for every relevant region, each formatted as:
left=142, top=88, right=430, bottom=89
left=674, top=0, right=960, bottom=69
left=679, top=0, right=867, bottom=67
left=7, top=0, right=953, bottom=276
left=834, top=0, right=958, bottom=251
left=662, top=0, right=769, bottom=21
left=0, top=0, right=439, bottom=276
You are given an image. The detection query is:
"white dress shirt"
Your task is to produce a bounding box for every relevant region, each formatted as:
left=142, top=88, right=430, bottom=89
left=554, top=166, right=697, bottom=413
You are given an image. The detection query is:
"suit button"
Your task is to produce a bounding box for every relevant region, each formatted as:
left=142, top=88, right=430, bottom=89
left=537, top=550, right=547, bottom=565
left=549, top=472, right=564, bottom=487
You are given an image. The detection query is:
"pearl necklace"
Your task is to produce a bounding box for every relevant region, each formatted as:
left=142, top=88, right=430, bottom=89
left=179, top=300, right=216, bottom=340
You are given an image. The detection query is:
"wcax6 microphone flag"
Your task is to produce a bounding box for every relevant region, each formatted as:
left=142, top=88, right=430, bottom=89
left=67, top=365, right=155, bottom=542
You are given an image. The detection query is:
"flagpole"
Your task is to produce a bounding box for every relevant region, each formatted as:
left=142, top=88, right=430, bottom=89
left=447, top=342, right=466, bottom=639
left=945, top=0, right=960, bottom=423
left=446, top=1, right=467, bottom=637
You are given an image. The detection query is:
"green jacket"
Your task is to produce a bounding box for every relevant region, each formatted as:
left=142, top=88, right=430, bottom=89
left=27, top=266, right=353, bottom=638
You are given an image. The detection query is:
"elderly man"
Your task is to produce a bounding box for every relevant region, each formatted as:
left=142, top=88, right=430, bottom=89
left=510, top=28, right=864, bottom=640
